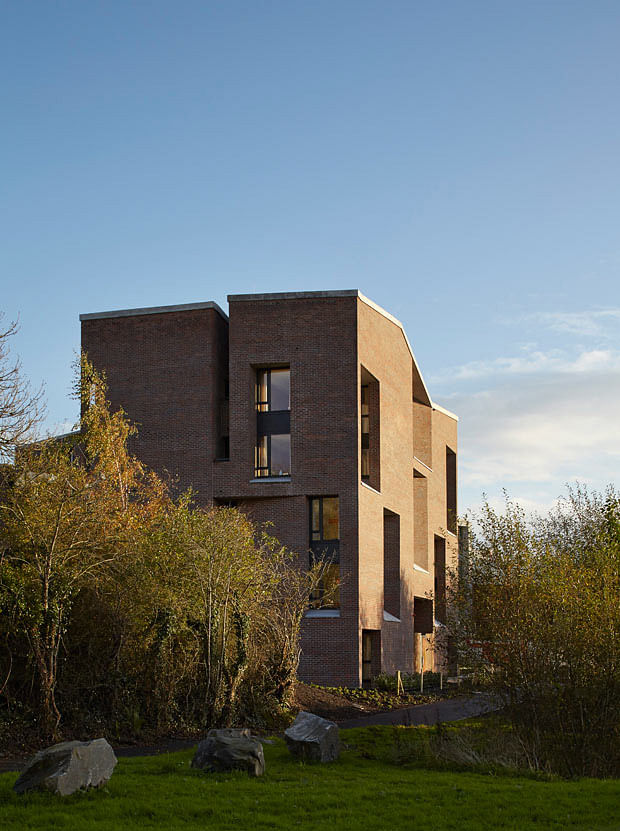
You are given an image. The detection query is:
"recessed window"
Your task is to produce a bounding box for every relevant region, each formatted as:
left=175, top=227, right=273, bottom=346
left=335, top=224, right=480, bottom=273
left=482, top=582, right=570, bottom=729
left=311, top=496, right=339, bottom=543
left=309, top=496, right=340, bottom=609
left=255, top=367, right=291, bottom=477
left=434, top=535, right=447, bottom=623
left=446, top=446, right=457, bottom=534
left=255, top=433, right=291, bottom=477
left=216, top=375, right=229, bottom=460
left=361, top=385, right=370, bottom=480
left=256, top=368, right=290, bottom=412
left=383, top=509, right=400, bottom=619
left=360, top=367, right=380, bottom=490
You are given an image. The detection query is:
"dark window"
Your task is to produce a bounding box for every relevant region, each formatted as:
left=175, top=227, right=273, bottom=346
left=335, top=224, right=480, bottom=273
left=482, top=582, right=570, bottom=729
left=361, top=384, right=370, bottom=480
left=383, top=509, right=400, bottom=619
left=360, top=367, right=380, bottom=490
left=216, top=379, right=229, bottom=459
left=309, top=496, right=340, bottom=609
left=413, top=469, right=429, bottom=569
left=255, top=433, right=291, bottom=477
left=362, top=630, right=381, bottom=686
left=254, top=368, right=291, bottom=477
left=434, top=535, right=447, bottom=623
left=446, top=446, right=457, bottom=534
left=256, top=368, right=290, bottom=412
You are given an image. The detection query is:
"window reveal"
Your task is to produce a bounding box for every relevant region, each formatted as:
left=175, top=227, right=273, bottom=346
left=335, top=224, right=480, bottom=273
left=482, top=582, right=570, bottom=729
left=309, top=496, right=340, bottom=609
left=254, top=368, right=291, bottom=477
left=361, top=384, right=370, bottom=480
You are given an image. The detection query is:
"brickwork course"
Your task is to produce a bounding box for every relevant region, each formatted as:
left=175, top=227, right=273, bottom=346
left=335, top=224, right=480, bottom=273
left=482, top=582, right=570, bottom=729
left=80, top=290, right=458, bottom=687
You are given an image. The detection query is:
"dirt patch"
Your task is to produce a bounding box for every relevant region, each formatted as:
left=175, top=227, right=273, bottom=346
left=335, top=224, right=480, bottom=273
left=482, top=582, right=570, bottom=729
left=292, top=683, right=378, bottom=722
left=0, top=684, right=448, bottom=773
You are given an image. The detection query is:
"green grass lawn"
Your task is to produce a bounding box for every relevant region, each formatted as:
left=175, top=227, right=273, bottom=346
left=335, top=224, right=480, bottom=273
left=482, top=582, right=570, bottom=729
left=1, top=727, right=619, bottom=831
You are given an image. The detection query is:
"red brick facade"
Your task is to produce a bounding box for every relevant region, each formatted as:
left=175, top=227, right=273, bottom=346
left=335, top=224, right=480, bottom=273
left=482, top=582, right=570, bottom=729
left=80, top=291, right=458, bottom=687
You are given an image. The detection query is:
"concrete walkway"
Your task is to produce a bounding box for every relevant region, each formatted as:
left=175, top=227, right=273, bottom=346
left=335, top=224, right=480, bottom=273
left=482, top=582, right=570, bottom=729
left=338, top=693, right=500, bottom=728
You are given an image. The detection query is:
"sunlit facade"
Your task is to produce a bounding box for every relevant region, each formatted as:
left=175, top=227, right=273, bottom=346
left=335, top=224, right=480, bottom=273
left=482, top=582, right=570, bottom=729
left=81, top=290, right=458, bottom=686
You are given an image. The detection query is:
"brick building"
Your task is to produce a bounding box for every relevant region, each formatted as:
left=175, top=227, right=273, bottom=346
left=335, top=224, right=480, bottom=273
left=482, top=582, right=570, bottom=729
left=80, top=290, right=458, bottom=687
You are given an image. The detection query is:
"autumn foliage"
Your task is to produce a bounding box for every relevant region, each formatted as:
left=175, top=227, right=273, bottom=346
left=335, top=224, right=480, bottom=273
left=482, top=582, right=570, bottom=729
left=0, top=356, right=321, bottom=743
left=451, top=488, right=620, bottom=776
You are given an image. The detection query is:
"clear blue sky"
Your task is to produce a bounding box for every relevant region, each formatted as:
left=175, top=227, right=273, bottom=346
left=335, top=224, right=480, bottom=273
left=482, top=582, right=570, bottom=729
left=3, top=1, right=620, bottom=515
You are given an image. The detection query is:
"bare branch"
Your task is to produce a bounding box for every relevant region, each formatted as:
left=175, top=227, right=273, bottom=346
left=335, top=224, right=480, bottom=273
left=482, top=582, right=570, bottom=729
left=0, top=314, right=46, bottom=461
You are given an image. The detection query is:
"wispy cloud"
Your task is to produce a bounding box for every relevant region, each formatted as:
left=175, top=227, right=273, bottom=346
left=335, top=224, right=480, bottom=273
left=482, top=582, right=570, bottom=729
left=430, top=347, right=620, bottom=384
left=529, top=308, right=620, bottom=338
left=430, top=305, right=620, bottom=516
left=433, top=346, right=620, bottom=515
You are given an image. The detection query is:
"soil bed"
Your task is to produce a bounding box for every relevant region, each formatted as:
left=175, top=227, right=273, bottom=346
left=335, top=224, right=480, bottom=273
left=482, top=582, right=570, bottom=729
left=0, top=682, right=461, bottom=772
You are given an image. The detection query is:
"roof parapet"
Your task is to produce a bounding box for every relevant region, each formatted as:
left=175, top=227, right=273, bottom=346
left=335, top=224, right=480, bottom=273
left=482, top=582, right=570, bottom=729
left=227, top=289, right=359, bottom=302
left=431, top=402, right=459, bottom=421
left=80, top=301, right=228, bottom=322
left=227, top=289, right=435, bottom=409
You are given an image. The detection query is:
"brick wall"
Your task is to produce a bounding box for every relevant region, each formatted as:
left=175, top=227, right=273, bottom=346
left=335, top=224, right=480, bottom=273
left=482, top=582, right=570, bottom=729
left=79, top=292, right=457, bottom=687
left=357, top=298, right=416, bottom=676
left=81, top=306, right=228, bottom=502
left=214, top=295, right=361, bottom=686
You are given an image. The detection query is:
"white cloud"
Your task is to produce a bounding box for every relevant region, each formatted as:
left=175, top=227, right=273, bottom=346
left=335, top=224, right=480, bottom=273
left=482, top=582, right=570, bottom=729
left=529, top=309, right=620, bottom=338
left=434, top=349, right=620, bottom=515
left=430, top=347, right=620, bottom=384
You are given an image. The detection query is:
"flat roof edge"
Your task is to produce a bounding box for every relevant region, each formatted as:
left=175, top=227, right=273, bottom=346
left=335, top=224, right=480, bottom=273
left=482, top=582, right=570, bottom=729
left=227, top=289, right=406, bottom=321
left=80, top=301, right=229, bottom=322
left=228, top=289, right=359, bottom=302
left=432, top=401, right=459, bottom=421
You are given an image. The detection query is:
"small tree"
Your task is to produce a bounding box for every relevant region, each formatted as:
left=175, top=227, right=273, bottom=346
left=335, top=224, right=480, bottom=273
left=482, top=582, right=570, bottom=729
left=450, top=486, right=620, bottom=777
left=134, top=505, right=328, bottom=728
left=0, top=355, right=168, bottom=736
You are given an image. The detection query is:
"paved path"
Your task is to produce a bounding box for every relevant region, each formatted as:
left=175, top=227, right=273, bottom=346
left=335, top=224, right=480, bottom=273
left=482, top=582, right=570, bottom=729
left=338, top=693, right=500, bottom=729
left=0, top=696, right=500, bottom=773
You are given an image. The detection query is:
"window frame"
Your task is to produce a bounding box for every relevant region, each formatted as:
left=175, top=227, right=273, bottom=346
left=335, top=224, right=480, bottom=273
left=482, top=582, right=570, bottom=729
left=308, top=496, right=341, bottom=610
left=255, top=368, right=290, bottom=413
left=254, top=366, right=291, bottom=478
left=254, top=433, right=291, bottom=478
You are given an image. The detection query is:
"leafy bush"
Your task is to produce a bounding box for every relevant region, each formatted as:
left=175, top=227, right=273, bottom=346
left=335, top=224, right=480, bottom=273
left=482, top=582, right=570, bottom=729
left=450, top=486, right=620, bottom=777
left=0, top=357, right=323, bottom=743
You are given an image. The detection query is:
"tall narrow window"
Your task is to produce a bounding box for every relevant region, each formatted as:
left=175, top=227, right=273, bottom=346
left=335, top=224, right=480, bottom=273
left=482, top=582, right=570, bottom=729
left=360, top=367, right=380, bottom=490
left=446, top=446, right=457, bottom=534
left=309, top=496, right=340, bottom=609
left=413, top=469, right=429, bottom=569
left=254, top=368, right=290, bottom=477
left=216, top=377, right=229, bottom=459
left=383, top=509, right=400, bottom=619
left=434, top=535, right=447, bottom=623
left=361, top=385, right=370, bottom=480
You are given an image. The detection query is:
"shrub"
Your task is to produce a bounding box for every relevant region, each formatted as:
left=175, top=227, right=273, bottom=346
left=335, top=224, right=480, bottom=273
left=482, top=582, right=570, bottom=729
left=450, top=486, right=620, bottom=777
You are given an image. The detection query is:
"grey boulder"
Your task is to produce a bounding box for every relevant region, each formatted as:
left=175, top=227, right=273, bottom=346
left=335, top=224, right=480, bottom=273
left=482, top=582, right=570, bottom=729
left=14, top=738, right=117, bottom=796
left=284, top=711, right=340, bottom=762
left=192, top=729, right=265, bottom=777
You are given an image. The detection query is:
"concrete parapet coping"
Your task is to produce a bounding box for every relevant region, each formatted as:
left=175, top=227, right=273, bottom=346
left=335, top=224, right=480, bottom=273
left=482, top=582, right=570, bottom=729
left=226, top=289, right=434, bottom=406
left=80, top=301, right=229, bottom=322
left=413, top=456, right=433, bottom=473
left=360, top=480, right=381, bottom=495
left=432, top=401, right=459, bottom=422
left=80, top=289, right=456, bottom=421
left=228, top=289, right=359, bottom=302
